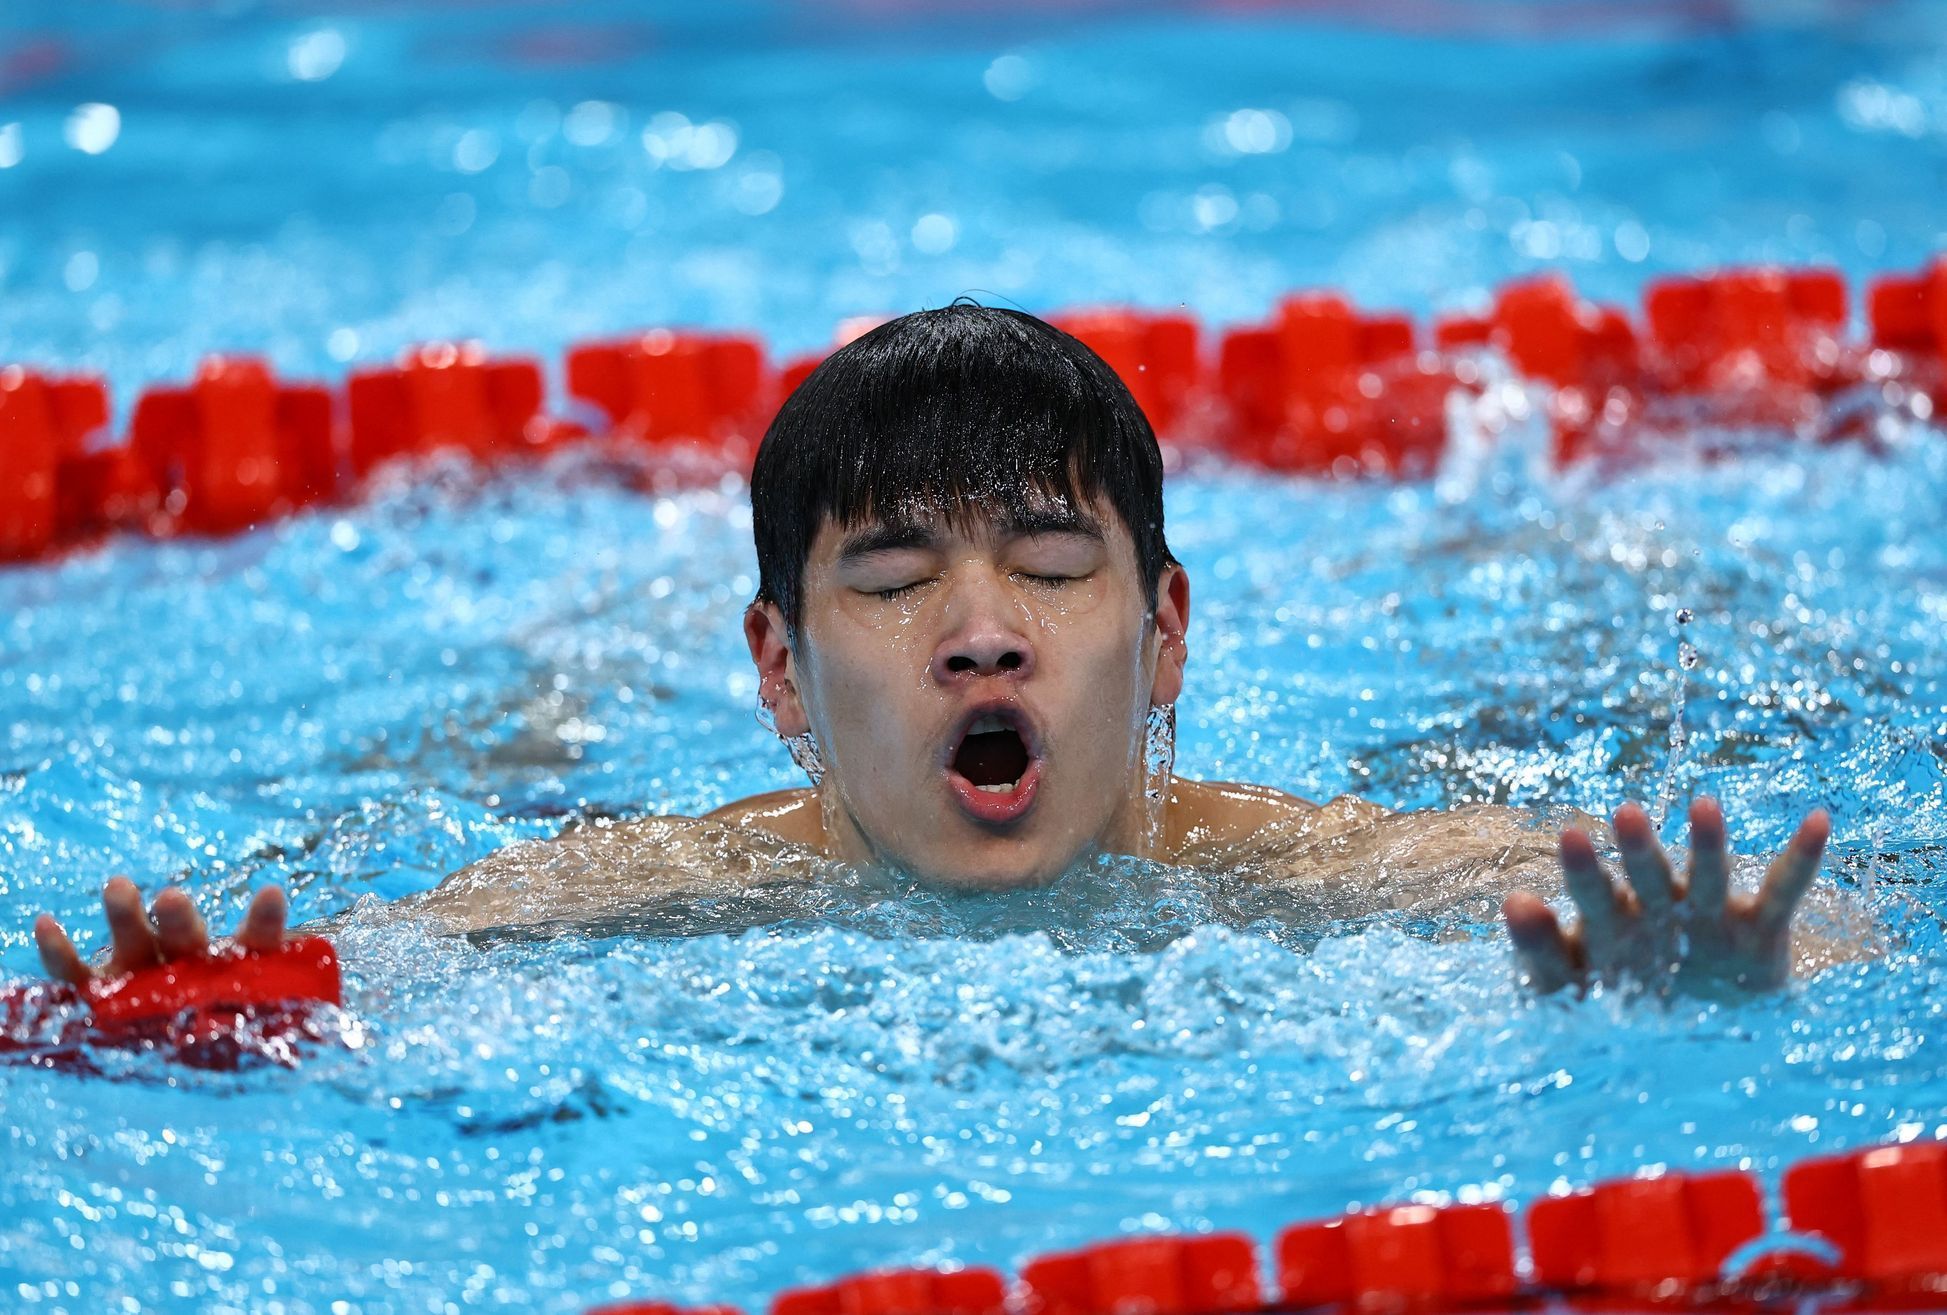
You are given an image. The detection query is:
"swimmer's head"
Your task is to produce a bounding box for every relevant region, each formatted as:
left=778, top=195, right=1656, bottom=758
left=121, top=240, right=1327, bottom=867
left=744, top=303, right=1190, bottom=889
left=751, top=303, right=1175, bottom=632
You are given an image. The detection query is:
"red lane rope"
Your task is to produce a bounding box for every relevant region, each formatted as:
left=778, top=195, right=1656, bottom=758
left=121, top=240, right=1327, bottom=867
left=4, top=258, right=1946, bottom=565
left=593, top=1139, right=1947, bottom=1315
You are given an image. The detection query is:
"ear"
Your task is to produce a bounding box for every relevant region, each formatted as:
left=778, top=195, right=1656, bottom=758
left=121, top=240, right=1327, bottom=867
left=744, top=602, right=811, bottom=738
left=1147, top=563, right=1191, bottom=708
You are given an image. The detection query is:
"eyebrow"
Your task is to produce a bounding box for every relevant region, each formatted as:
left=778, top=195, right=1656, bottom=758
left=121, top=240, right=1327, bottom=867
left=998, top=507, right=1105, bottom=543
left=836, top=507, right=1106, bottom=564
left=836, top=521, right=940, bottom=563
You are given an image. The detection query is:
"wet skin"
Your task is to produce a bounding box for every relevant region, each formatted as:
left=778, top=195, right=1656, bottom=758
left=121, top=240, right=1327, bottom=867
left=33, top=500, right=1838, bottom=998
left=739, top=496, right=1188, bottom=888
left=1503, top=797, right=1831, bottom=995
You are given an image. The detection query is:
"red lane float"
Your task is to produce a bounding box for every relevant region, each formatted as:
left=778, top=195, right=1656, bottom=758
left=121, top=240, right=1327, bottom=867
left=1479, top=274, right=1641, bottom=465
left=780, top=353, right=825, bottom=400
left=1020, top=1233, right=1261, bottom=1315
left=1868, top=260, right=1947, bottom=357
left=130, top=356, right=337, bottom=534
left=0, top=366, right=112, bottom=558
left=1785, top=1140, right=1947, bottom=1292
left=1277, top=1202, right=1517, bottom=1310
left=1639, top=268, right=1857, bottom=439
left=1867, top=259, right=1947, bottom=424
left=1218, top=293, right=1455, bottom=476
left=1052, top=309, right=1202, bottom=438
left=0, top=935, right=343, bottom=1071
left=9, top=259, right=1947, bottom=566
left=593, top=1140, right=1947, bottom=1315
left=351, top=342, right=578, bottom=475
left=565, top=330, right=772, bottom=462
left=772, top=1266, right=1007, bottom=1315
left=1527, top=1168, right=1765, bottom=1296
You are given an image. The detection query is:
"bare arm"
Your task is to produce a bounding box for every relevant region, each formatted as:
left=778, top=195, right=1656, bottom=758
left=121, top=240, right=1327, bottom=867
left=1191, top=794, right=1576, bottom=923
left=387, top=811, right=824, bottom=936
left=33, top=807, right=827, bottom=977
left=1216, top=793, right=1869, bottom=990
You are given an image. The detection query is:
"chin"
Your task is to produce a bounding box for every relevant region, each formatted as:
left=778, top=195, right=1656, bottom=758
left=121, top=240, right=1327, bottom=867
left=902, top=834, right=1085, bottom=892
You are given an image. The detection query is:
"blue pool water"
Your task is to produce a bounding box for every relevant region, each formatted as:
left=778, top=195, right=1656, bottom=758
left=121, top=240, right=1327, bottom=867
left=5, top=3, right=1947, bottom=1312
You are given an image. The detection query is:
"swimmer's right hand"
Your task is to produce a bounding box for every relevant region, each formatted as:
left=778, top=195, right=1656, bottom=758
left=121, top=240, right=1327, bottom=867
left=33, top=877, right=290, bottom=987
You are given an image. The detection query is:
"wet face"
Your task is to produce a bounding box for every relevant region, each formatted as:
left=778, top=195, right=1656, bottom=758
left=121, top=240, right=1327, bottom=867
left=745, top=495, right=1189, bottom=889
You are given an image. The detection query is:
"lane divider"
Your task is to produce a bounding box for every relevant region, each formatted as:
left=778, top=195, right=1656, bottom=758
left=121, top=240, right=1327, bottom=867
left=591, top=1139, right=1947, bottom=1315
left=4, top=259, right=1946, bottom=566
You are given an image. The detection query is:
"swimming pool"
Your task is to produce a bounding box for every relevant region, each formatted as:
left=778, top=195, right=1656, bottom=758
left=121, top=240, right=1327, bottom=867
left=4, top=2, right=1947, bottom=1312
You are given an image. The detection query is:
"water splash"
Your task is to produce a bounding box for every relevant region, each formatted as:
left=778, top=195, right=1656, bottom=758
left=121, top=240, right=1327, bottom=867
left=1651, top=606, right=1698, bottom=835
left=1141, top=701, right=1177, bottom=859
left=784, top=732, right=826, bottom=785
left=757, top=692, right=824, bottom=785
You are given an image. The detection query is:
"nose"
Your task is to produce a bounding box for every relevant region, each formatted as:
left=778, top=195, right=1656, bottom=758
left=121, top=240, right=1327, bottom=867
left=929, top=572, right=1036, bottom=684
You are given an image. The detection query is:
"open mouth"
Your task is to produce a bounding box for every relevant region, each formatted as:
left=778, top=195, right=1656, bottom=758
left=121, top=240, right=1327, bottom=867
left=944, top=707, right=1042, bottom=824
left=954, top=714, right=1032, bottom=791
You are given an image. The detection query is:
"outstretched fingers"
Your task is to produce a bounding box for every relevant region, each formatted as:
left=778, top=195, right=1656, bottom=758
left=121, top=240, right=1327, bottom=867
left=151, top=887, right=210, bottom=960
left=101, top=877, right=163, bottom=977
left=1684, top=797, right=1731, bottom=915
left=235, top=886, right=289, bottom=952
left=1754, top=809, right=1831, bottom=935
left=1613, top=802, right=1680, bottom=911
left=1558, top=827, right=1624, bottom=936
left=34, top=915, right=91, bottom=987
left=1502, top=891, right=1582, bottom=994
left=34, top=882, right=290, bottom=990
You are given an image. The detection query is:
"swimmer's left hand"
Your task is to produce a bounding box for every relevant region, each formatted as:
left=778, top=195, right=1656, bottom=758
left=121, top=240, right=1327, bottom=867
left=32, top=877, right=291, bottom=987
left=1500, top=797, right=1830, bottom=997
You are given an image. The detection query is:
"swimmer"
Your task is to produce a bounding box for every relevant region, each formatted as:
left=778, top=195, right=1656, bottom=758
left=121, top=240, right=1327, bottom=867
left=32, top=305, right=1843, bottom=999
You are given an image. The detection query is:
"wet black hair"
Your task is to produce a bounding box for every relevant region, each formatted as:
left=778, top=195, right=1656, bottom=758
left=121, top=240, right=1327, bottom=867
left=751, top=302, right=1175, bottom=633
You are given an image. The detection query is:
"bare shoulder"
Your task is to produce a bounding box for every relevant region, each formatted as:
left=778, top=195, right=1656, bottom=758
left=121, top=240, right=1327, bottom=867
left=1183, top=792, right=1574, bottom=919
left=396, top=794, right=828, bottom=936
left=703, top=788, right=827, bottom=850
left=1165, top=779, right=1391, bottom=863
